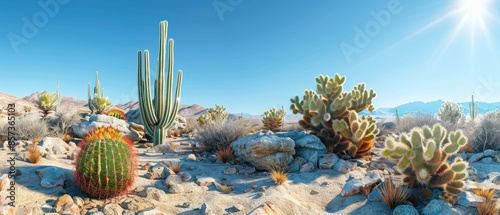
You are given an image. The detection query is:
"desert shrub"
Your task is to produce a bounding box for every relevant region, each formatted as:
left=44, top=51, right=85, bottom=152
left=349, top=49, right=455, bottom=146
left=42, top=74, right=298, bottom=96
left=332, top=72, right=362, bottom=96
left=50, top=112, right=81, bottom=136
left=262, top=107, right=286, bottom=132
left=437, top=101, right=464, bottom=124
left=395, top=113, right=440, bottom=134
left=485, top=109, right=500, bottom=119
left=195, top=118, right=250, bottom=151
left=181, top=117, right=197, bottom=135
left=279, top=121, right=304, bottom=132
left=14, top=116, right=50, bottom=141
left=470, top=117, right=500, bottom=151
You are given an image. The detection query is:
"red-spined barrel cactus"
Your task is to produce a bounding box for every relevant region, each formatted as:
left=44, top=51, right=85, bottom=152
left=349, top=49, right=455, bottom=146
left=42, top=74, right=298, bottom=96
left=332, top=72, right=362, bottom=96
left=75, top=126, right=137, bottom=199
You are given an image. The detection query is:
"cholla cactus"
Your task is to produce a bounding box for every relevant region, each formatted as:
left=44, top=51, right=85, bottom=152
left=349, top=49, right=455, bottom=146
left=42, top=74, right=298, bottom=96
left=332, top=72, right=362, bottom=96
left=437, top=101, right=464, bottom=124
left=332, top=110, right=378, bottom=156
left=36, top=92, right=59, bottom=117
left=197, top=104, right=228, bottom=126
left=262, top=107, right=286, bottom=132
left=88, top=71, right=112, bottom=114
left=290, top=74, right=378, bottom=158
left=382, top=124, right=468, bottom=195
left=75, top=126, right=137, bottom=199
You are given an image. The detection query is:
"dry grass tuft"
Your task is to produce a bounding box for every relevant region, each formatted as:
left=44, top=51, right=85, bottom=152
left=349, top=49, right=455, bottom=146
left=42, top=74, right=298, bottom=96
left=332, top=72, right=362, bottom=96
left=270, top=164, right=288, bottom=185
left=195, top=118, right=250, bottom=151
left=26, top=144, right=42, bottom=164
left=377, top=177, right=411, bottom=210
left=216, top=146, right=234, bottom=163
left=164, top=160, right=182, bottom=174
left=477, top=199, right=500, bottom=215
left=396, top=113, right=440, bottom=134
left=473, top=188, right=498, bottom=201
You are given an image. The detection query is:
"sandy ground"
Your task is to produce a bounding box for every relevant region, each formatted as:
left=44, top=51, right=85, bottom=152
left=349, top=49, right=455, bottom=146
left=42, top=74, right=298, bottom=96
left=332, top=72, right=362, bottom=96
left=0, top=137, right=496, bottom=215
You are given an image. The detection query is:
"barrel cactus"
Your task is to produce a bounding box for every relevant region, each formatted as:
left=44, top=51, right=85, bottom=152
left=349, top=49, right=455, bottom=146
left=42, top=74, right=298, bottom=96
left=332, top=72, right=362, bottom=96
left=75, top=126, right=137, bottom=199
left=290, top=74, right=378, bottom=158
left=382, top=124, right=468, bottom=195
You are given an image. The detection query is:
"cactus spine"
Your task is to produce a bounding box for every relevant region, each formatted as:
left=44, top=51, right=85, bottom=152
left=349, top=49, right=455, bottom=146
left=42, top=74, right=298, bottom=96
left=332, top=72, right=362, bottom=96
left=75, top=126, right=137, bottom=199
left=138, top=20, right=183, bottom=146
left=382, top=124, right=468, bottom=195
left=469, top=95, right=478, bottom=120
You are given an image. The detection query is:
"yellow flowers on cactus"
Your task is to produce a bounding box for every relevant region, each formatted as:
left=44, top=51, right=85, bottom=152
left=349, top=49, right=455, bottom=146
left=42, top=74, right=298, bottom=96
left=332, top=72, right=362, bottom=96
left=83, top=126, right=123, bottom=143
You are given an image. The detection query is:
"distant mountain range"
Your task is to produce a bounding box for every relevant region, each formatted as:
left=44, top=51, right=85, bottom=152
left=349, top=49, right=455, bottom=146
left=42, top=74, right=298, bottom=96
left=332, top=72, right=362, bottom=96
left=364, top=100, right=500, bottom=117
left=1, top=92, right=499, bottom=120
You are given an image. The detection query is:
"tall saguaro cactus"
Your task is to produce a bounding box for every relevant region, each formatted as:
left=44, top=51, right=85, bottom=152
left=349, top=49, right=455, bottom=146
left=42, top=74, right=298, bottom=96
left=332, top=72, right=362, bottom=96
left=469, top=95, right=478, bottom=120
left=138, top=20, right=183, bottom=146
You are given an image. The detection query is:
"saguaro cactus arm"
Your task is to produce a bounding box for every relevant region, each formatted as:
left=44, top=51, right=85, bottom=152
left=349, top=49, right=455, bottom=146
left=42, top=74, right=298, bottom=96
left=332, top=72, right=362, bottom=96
left=138, top=20, right=183, bottom=146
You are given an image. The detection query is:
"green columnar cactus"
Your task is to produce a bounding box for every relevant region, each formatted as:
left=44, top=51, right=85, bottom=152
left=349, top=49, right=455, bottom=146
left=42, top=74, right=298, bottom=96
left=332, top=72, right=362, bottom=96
left=36, top=92, right=59, bottom=117
left=55, top=81, right=61, bottom=112
left=395, top=108, right=400, bottom=125
left=382, top=124, right=468, bottom=195
left=290, top=74, right=378, bottom=157
left=469, top=95, right=478, bottom=120
left=437, top=101, right=464, bottom=124
left=88, top=71, right=112, bottom=114
left=75, top=126, right=137, bottom=199
left=138, top=20, right=183, bottom=146
left=197, top=104, right=228, bottom=126
left=262, top=106, right=286, bottom=132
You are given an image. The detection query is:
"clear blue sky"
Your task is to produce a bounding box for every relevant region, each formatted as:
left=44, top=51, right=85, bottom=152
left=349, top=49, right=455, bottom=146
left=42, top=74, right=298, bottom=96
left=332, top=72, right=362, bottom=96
left=1, top=0, right=500, bottom=115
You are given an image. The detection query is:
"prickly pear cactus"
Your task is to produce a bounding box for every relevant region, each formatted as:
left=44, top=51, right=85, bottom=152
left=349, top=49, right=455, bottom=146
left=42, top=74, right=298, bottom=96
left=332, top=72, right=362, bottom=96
left=290, top=74, right=378, bottom=158
left=382, top=124, right=468, bottom=195
left=75, top=126, right=137, bottom=199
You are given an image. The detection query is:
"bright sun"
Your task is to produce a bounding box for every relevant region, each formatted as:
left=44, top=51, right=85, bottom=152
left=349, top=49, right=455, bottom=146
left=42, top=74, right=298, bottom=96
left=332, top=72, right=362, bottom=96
left=461, top=0, right=489, bottom=18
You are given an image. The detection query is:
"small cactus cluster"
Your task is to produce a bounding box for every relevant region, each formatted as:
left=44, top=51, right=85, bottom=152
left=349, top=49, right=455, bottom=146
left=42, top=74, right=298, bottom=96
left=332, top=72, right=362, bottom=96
left=437, top=101, right=464, bottom=124
left=262, top=107, right=286, bottom=132
left=290, top=74, right=378, bottom=158
left=75, top=126, right=137, bottom=199
left=36, top=91, right=60, bottom=117
left=104, top=108, right=128, bottom=121
left=197, top=104, right=228, bottom=126
left=382, top=124, right=468, bottom=196
left=88, top=71, right=112, bottom=114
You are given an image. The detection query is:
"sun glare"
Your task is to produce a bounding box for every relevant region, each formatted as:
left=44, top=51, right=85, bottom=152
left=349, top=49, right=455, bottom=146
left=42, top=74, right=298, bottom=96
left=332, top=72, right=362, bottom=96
left=461, top=0, right=489, bottom=18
